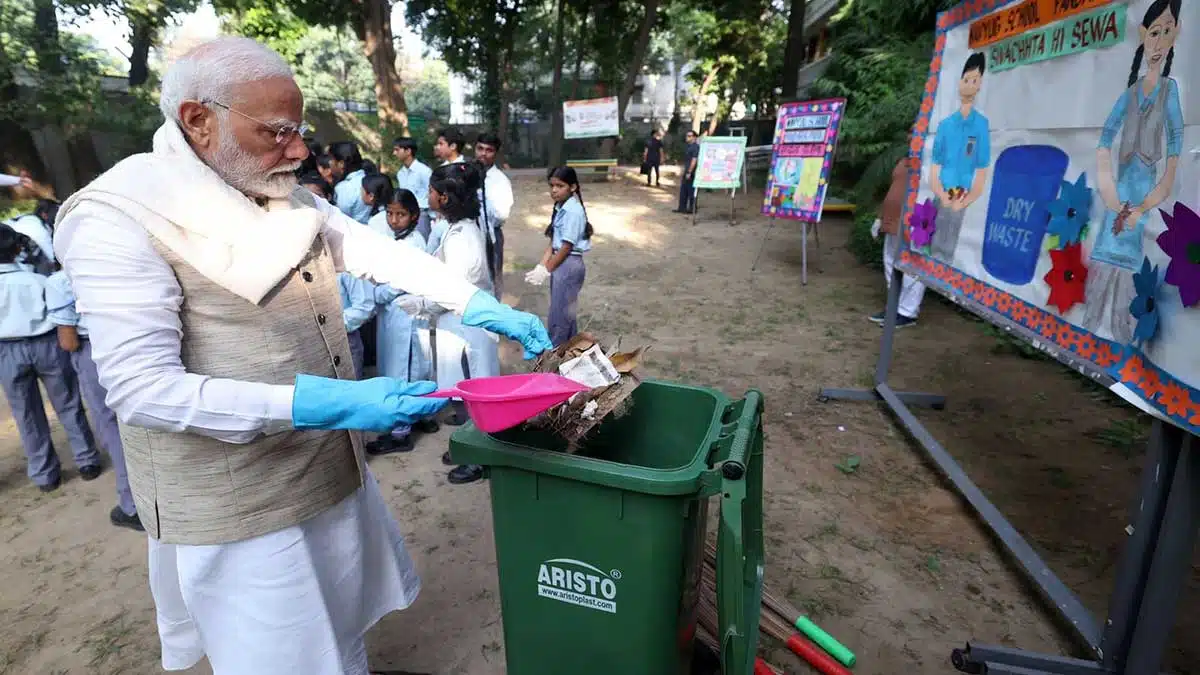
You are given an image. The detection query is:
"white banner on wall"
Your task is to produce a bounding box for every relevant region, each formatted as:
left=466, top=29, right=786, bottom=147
left=563, top=97, right=620, bottom=139
left=900, top=0, right=1199, bottom=432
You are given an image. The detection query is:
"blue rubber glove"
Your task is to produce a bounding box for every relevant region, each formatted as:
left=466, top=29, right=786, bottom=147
left=292, top=375, right=447, bottom=432
left=461, top=290, right=554, bottom=359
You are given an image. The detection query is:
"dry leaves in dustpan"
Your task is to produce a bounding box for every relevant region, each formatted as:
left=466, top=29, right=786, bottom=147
left=527, top=332, right=650, bottom=450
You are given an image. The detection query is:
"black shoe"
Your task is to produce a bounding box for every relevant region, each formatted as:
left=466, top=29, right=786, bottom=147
left=441, top=450, right=454, bottom=466
left=415, top=418, right=440, bottom=434
left=79, top=465, right=103, bottom=481
left=443, top=401, right=469, bottom=427
left=366, top=434, right=415, bottom=456
left=110, top=506, right=145, bottom=532
left=448, top=464, right=484, bottom=484
left=38, top=477, right=61, bottom=493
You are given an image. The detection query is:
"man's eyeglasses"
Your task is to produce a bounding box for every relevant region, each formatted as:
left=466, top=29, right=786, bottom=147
left=201, top=99, right=309, bottom=146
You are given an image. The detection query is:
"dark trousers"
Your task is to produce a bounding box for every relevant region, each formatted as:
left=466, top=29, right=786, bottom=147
left=645, top=163, right=660, bottom=185
left=0, top=332, right=98, bottom=486
left=678, top=176, right=696, bottom=213
left=485, top=226, right=505, bottom=300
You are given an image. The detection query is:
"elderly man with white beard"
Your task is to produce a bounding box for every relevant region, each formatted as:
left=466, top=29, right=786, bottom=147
left=53, top=37, right=552, bottom=675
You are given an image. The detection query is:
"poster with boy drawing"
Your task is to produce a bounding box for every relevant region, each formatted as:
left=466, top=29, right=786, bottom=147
left=898, top=0, right=1200, bottom=432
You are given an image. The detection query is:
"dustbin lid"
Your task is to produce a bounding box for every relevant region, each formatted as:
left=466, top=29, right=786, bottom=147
left=713, top=390, right=765, bottom=675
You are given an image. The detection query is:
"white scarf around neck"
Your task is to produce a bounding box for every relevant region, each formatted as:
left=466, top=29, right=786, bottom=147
left=56, top=122, right=323, bottom=305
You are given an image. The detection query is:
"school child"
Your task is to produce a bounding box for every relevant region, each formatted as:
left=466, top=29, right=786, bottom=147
left=330, top=141, right=371, bottom=223
left=0, top=224, right=101, bottom=492
left=363, top=173, right=396, bottom=238
left=338, top=271, right=386, bottom=380
left=426, top=128, right=467, bottom=253
left=299, top=172, right=333, bottom=201
left=45, top=268, right=143, bottom=530
left=410, top=162, right=498, bottom=484
left=316, top=154, right=340, bottom=198
left=525, top=166, right=593, bottom=346
left=366, top=188, right=440, bottom=455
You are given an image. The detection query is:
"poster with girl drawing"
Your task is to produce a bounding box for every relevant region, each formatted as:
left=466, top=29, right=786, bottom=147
left=899, top=0, right=1200, bottom=432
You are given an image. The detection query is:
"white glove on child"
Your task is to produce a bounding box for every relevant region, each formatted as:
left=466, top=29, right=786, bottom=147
left=525, top=264, right=551, bottom=287
left=870, top=218, right=882, bottom=240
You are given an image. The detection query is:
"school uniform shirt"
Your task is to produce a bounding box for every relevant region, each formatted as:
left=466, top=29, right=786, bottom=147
left=337, top=272, right=380, bottom=334
left=932, top=108, right=991, bottom=192
left=0, top=263, right=53, bottom=339
left=395, top=159, right=432, bottom=211
left=334, top=169, right=372, bottom=223
left=45, top=270, right=87, bottom=336
left=483, top=166, right=514, bottom=230
left=551, top=196, right=591, bottom=255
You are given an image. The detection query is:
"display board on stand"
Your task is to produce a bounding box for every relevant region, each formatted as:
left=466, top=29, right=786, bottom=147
left=755, top=98, right=847, bottom=283
left=821, top=1, right=1200, bottom=674
left=692, top=136, right=748, bottom=226
left=563, top=97, right=620, bottom=139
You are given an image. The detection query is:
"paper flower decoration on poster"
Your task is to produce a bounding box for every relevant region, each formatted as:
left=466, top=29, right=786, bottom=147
left=909, top=198, right=937, bottom=249
left=1129, top=257, right=1161, bottom=348
left=1045, top=173, right=1092, bottom=246
left=1156, top=203, right=1200, bottom=308
left=1044, top=243, right=1088, bottom=314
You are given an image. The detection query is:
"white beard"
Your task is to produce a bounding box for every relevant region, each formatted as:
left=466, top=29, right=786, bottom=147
left=211, top=123, right=300, bottom=199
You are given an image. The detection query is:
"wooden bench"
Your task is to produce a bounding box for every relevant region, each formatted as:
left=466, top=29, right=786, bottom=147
left=566, top=158, right=617, bottom=181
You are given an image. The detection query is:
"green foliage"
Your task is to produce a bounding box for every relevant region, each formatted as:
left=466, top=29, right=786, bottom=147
left=0, top=0, right=159, bottom=135
left=292, top=25, right=375, bottom=106
left=406, top=60, right=451, bottom=119
left=220, top=5, right=309, bottom=61
left=0, top=197, right=37, bottom=221
left=848, top=208, right=883, bottom=270
left=809, top=0, right=955, bottom=264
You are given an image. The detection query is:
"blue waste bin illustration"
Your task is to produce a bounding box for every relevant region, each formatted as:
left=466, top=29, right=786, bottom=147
left=981, top=145, right=1070, bottom=285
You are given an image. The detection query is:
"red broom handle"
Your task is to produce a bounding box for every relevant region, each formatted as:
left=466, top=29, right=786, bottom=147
left=786, top=634, right=854, bottom=675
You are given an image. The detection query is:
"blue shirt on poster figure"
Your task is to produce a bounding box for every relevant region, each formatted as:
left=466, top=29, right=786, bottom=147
left=932, top=108, right=991, bottom=192
left=981, top=145, right=1069, bottom=286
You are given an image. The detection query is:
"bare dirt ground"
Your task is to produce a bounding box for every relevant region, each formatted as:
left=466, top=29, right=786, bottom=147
left=0, top=174, right=1196, bottom=675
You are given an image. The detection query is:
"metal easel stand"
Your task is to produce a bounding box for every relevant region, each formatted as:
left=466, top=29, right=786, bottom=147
left=818, top=239, right=1199, bottom=675
left=749, top=216, right=820, bottom=283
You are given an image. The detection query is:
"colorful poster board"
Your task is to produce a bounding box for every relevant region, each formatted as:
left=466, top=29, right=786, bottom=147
left=694, top=136, right=748, bottom=189
left=563, top=97, right=620, bottom=139
left=899, top=0, right=1199, bottom=432
left=761, top=98, right=847, bottom=222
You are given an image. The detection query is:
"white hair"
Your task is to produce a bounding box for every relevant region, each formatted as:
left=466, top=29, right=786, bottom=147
left=159, top=36, right=294, bottom=123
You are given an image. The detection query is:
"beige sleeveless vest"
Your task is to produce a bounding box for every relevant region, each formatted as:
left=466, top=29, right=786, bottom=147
left=119, top=231, right=366, bottom=545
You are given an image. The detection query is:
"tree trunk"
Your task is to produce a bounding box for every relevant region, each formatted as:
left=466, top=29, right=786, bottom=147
left=548, top=0, right=567, bottom=168
left=615, top=0, right=660, bottom=123
left=570, top=9, right=587, bottom=100
left=31, top=0, right=63, bottom=75
left=128, top=15, right=155, bottom=87
left=357, top=0, right=409, bottom=136
left=779, top=0, right=807, bottom=101
left=690, top=65, right=718, bottom=133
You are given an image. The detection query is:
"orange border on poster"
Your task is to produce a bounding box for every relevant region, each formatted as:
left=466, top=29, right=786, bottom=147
left=968, top=0, right=1114, bottom=49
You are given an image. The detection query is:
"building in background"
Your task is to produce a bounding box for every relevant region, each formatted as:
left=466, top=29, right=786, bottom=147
left=792, top=0, right=840, bottom=98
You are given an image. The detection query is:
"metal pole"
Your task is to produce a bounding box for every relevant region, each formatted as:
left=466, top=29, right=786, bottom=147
left=750, top=215, right=776, bottom=272
left=692, top=187, right=699, bottom=226
left=801, top=221, right=809, bottom=285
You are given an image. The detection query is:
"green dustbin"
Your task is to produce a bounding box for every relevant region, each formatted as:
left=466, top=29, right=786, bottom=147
left=450, top=381, right=764, bottom=675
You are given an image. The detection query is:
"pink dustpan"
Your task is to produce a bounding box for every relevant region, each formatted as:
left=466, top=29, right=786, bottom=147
left=425, top=373, right=591, bottom=433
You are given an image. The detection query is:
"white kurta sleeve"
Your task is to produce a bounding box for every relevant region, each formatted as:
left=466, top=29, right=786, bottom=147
left=0, top=174, right=22, bottom=187
left=317, top=197, right=479, bottom=314
left=56, top=214, right=296, bottom=444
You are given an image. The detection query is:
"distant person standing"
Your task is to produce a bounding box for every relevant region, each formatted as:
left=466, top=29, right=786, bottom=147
left=474, top=132, right=514, bottom=299
left=675, top=130, right=700, bottom=214
left=428, top=128, right=467, bottom=252
left=433, top=127, right=466, bottom=165
left=392, top=137, right=434, bottom=240
left=330, top=141, right=371, bottom=223
left=869, top=151, right=926, bottom=328
left=643, top=129, right=664, bottom=187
